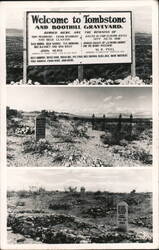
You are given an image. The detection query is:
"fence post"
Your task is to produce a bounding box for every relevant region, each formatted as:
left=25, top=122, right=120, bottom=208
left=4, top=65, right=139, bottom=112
left=92, top=114, right=95, bottom=130
left=78, top=65, right=84, bottom=82
left=131, top=11, right=136, bottom=77
left=116, top=114, right=122, bottom=142
left=23, top=12, right=27, bottom=84
left=102, top=114, right=106, bottom=131
left=129, top=114, right=133, bottom=137
left=118, top=114, right=122, bottom=132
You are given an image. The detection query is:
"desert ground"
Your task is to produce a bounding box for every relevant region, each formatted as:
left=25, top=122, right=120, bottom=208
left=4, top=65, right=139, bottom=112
left=7, top=109, right=152, bottom=167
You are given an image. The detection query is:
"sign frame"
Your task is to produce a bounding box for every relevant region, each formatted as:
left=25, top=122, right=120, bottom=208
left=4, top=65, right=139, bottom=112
left=26, top=10, right=133, bottom=66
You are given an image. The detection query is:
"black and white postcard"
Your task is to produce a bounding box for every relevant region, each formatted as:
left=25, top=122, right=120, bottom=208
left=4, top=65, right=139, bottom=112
left=0, top=1, right=158, bottom=250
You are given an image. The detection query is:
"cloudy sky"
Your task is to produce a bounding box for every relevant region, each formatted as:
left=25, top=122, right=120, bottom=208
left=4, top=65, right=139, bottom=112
left=4, top=1, right=152, bottom=33
left=7, top=168, right=152, bottom=192
left=7, top=87, right=152, bottom=117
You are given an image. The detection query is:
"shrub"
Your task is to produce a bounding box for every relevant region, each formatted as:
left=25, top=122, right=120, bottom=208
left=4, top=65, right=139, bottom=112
left=113, top=144, right=152, bottom=164
left=49, top=202, right=71, bottom=210
left=16, top=201, right=25, bottom=206
left=17, top=190, right=29, bottom=198
left=23, top=138, right=54, bottom=154
left=60, top=135, right=75, bottom=143
left=64, top=186, right=77, bottom=193
left=7, top=191, right=16, bottom=197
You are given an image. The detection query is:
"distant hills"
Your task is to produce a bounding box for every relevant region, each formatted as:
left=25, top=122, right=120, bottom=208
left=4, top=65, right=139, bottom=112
left=6, top=29, right=23, bottom=37
left=6, top=28, right=152, bottom=42
left=20, top=110, right=151, bottom=119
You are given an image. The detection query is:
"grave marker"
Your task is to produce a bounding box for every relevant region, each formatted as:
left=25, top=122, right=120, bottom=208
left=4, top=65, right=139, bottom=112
left=35, top=116, right=46, bottom=141
left=117, top=201, right=128, bottom=232
left=80, top=187, right=86, bottom=199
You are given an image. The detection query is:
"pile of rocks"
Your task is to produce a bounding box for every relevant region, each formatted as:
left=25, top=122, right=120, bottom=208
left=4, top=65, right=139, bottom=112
left=7, top=213, right=153, bottom=243
left=7, top=213, right=94, bottom=243
left=68, top=76, right=151, bottom=86
left=91, top=230, right=152, bottom=243
left=10, top=79, right=41, bottom=85
left=130, top=215, right=152, bottom=229
left=83, top=206, right=109, bottom=217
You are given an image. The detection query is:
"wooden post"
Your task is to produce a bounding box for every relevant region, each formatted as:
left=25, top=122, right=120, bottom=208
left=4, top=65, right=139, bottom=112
left=23, top=12, right=27, bottom=84
left=92, top=114, right=95, bottom=130
left=118, top=114, right=122, bottom=132
left=131, top=11, right=136, bottom=77
left=78, top=65, right=83, bottom=82
left=129, top=114, right=133, bottom=137
left=103, top=114, right=106, bottom=131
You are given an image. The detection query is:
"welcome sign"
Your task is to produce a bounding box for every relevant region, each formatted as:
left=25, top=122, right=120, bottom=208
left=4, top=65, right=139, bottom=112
left=26, top=11, right=132, bottom=65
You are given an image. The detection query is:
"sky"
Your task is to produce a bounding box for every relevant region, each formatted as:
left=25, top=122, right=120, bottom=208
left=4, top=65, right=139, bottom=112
left=7, top=168, right=152, bottom=192
left=4, top=2, right=152, bottom=33
left=7, top=87, right=152, bottom=117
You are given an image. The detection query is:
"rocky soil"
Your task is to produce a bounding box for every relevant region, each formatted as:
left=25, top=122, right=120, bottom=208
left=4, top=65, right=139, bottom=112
left=7, top=213, right=152, bottom=244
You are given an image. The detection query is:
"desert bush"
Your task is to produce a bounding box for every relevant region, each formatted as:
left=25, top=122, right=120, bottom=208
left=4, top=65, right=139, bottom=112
left=17, top=190, right=29, bottom=198
left=7, top=153, right=14, bottom=160
left=94, top=190, right=102, bottom=196
left=52, top=154, right=65, bottom=163
left=68, top=192, right=81, bottom=198
left=7, top=107, right=22, bottom=119
left=71, top=121, right=89, bottom=138
left=22, top=138, right=55, bottom=155
left=64, top=186, right=77, bottom=193
left=119, top=139, right=129, bottom=146
left=139, top=129, right=152, bottom=143
left=113, top=144, right=152, bottom=164
left=49, top=202, right=71, bottom=210
left=16, top=201, right=25, bottom=206
left=100, top=122, right=152, bottom=146
left=7, top=191, right=16, bottom=197
left=15, top=125, right=34, bottom=135
left=60, top=135, right=75, bottom=143
left=130, top=215, right=152, bottom=229
left=83, top=206, right=109, bottom=217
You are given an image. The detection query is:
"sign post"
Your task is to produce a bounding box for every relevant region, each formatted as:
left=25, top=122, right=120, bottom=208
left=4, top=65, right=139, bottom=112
left=131, top=12, right=136, bottom=77
left=78, top=65, right=84, bottom=82
left=23, top=12, right=27, bottom=84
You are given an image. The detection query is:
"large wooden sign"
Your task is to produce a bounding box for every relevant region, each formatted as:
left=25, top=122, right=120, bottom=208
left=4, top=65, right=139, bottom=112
left=26, top=11, right=132, bottom=66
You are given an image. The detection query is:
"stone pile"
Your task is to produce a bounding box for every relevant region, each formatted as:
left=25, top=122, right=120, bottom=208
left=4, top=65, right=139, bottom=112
left=7, top=213, right=152, bottom=243
left=10, top=79, right=41, bottom=85
left=130, top=215, right=152, bottom=229
left=68, top=76, right=151, bottom=86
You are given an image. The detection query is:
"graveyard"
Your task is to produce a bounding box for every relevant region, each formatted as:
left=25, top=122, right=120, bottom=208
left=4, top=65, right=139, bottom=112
left=7, top=187, right=153, bottom=244
left=7, top=108, right=152, bottom=167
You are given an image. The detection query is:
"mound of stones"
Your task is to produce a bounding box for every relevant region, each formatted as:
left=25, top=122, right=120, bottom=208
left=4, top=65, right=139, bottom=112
left=130, top=215, right=152, bottom=229
left=8, top=213, right=153, bottom=243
